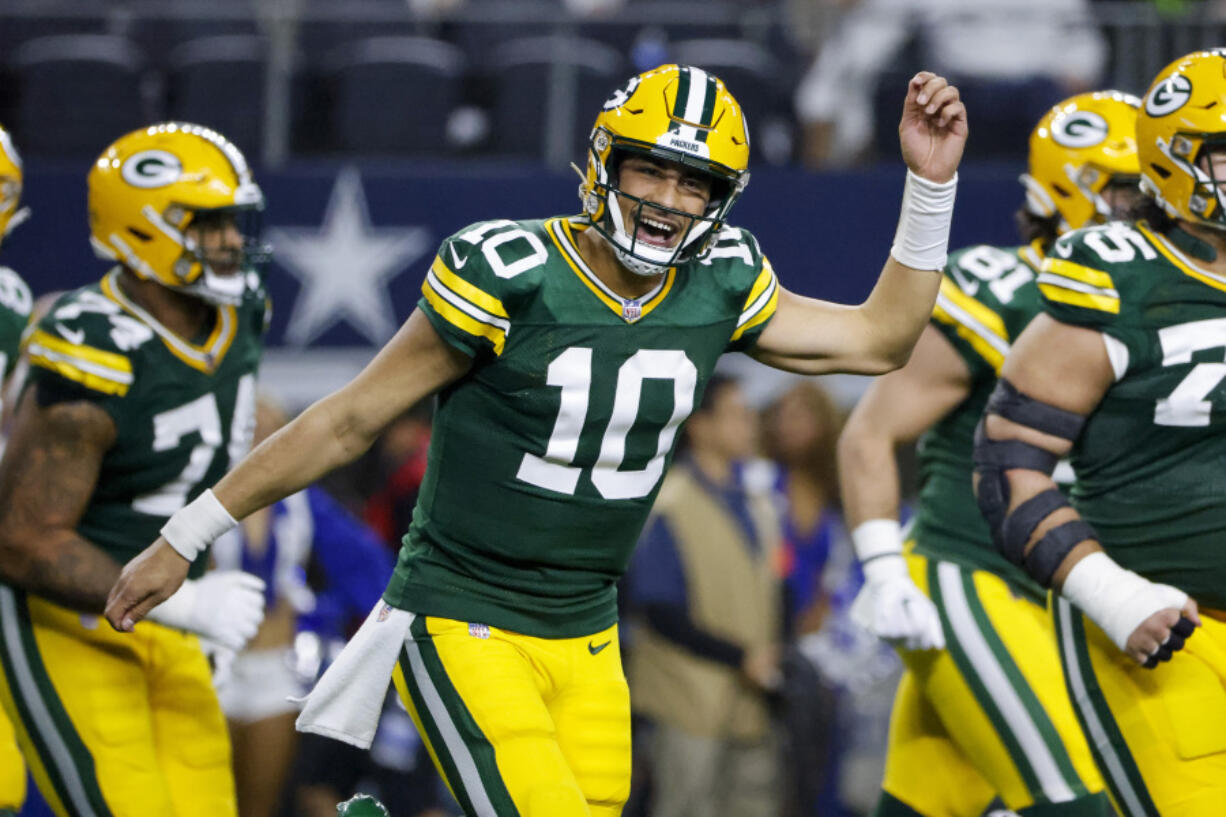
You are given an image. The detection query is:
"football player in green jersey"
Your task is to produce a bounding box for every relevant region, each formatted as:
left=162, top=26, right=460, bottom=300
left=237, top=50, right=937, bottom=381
left=0, top=123, right=269, bottom=817
left=974, top=50, right=1226, bottom=816
left=0, top=123, right=33, bottom=817
left=107, top=64, right=967, bottom=817
left=838, top=92, right=1142, bottom=817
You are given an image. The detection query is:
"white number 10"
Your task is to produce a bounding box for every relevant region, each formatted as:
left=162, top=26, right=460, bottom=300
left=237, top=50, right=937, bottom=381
left=516, top=347, right=697, bottom=500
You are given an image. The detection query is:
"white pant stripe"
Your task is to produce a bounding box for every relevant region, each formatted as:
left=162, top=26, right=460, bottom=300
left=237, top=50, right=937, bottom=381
left=938, top=562, right=1076, bottom=803
left=1055, top=598, right=1150, bottom=817
left=403, top=613, right=499, bottom=817
left=0, top=586, right=99, bottom=817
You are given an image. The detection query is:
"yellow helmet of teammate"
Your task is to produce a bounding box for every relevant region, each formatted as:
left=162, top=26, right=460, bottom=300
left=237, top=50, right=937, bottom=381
left=1020, top=91, right=1141, bottom=233
left=1137, top=50, right=1226, bottom=228
left=88, top=122, right=267, bottom=304
left=580, top=64, right=750, bottom=276
left=0, top=124, right=29, bottom=245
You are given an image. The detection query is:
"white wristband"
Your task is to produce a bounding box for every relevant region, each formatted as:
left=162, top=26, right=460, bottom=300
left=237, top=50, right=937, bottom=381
left=1060, top=551, right=1188, bottom=651
left=851, top=519, right=903, bottom=562
left=891, top=170, right=958, bottom=270
left=160, top=489, right=238, bottom=562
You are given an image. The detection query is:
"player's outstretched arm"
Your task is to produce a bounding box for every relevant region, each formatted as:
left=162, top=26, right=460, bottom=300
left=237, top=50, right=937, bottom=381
left=838, top=326, right=972, bottom=650
left=975, top=313, right=1200, bottom=666
left=105, top=308, right=472, bottom=633
left=0, top=394, right=121, bottom=612
left=750, top=72, right=967, bottom=375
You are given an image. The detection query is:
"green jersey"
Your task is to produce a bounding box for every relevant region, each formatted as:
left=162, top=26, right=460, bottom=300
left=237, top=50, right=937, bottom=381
left=383, top=216, right=779, bottom=637
left=912, top=242, right=1047, bottom=600
left=1038, top=221, right=1226, bottom=610
left=0, top=265, right=32, bottom=383
left=25, top=268, right=267, bottom=578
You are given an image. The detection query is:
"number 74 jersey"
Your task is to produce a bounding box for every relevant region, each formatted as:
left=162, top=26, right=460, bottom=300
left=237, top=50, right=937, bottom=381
left=1038, top=220, right=1226, bottom=610
left=383, top=216, right=779, bottom=638
left=24, top=269, right=266, bottom=579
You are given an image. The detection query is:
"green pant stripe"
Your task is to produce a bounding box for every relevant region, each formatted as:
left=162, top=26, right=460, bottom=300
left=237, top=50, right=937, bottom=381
left=932, top=561, right=1087, bottom=803
left=402, top=615, right=518, bottom=817
left=957, top=570, right=1089, bottom=798
left=1052, top=598, right=1160, bottom=817
left=0, top=587, right=112, bottom=817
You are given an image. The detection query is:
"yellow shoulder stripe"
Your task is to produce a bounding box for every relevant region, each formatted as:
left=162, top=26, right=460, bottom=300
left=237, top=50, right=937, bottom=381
left=431, top=256, right=508, bottom=318
left=1042, top=258, right=1116, bottom=290
left=422, top=280, right=506, bottom=355
left=1037, top=283, right=1121, bottom=314
left=27, top=329, right=133, bottom=396
left=936, top=278, right=1007, bottom=340
left=730, top=282, right=779, bottom=342
left=741, top=261, right=775, bottom=313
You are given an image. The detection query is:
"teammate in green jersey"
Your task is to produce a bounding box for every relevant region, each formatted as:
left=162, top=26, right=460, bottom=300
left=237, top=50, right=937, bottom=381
left=107, top=64, right=967, bottom=817
left=974, top=50, right=1226, bottom=815
left=0, top=123, right=269, bottom=816
left=0, top=122, right=33, bottom=817
left=838, top=92, right=1142, bottom=817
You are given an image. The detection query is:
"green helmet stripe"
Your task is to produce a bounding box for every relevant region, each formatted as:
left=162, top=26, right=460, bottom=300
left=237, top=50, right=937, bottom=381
left=697, top=72, right=718, bottom=142
left=670, top=67, right=693, bottom=133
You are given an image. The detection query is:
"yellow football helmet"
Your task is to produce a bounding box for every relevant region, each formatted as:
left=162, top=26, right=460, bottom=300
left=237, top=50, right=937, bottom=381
left=1137, top=50, right=1226, bottom=228
left=580, top=64, right=750, bottom=276
left=0, top=124, right=29, bottom=245
left=88, top=122, right=267, bottom=304
left=1021, top=91, right=1141, bottom=233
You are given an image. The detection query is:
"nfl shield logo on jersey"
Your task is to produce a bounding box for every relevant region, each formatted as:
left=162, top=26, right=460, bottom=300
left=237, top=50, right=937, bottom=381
left=468, top=622, right=491, bottom=639
left=622, top=300, right=642, bottom=322
left=377, top=603, right=392, bottom=622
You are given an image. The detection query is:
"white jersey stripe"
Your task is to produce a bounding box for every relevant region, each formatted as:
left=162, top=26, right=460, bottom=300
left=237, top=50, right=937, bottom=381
left=936, top=291, right=1011, bottom=358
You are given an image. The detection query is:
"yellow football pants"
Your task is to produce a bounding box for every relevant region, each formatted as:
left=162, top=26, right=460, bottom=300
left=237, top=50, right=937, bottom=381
left=878, top=552, right=1107, bottom=816
left=0, top=704, right=24, bottom=810
left=392, top=614, right=631, bottom=817
left=0, top=586, right=236, bottom=817
left=1052, top=597, right=1226, bottom=817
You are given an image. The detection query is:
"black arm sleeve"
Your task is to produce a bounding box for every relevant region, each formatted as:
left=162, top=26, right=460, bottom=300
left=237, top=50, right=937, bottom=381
left=643, top=602, right=745, bottom=669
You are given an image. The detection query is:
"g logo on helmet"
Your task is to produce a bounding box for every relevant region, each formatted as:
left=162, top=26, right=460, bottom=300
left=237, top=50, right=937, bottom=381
left=1145, top=74, right=1193, bottom=117
left=602, top=76, right=641, bottom=111
left=1052, top=111, right=1109, bottom=149
left=121, top=150, right=183, bottom=189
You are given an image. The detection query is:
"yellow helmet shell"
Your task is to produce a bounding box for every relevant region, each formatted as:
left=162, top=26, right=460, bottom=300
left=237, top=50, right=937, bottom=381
left=0, top=125, right=25, bottom=245
left=581, top=64, right=751, bottom=273
left=1137, top=50, right=1226, bottom=227
left=1022, top=91, right=1140, bottom=233
left=88, top=122, right=263, bottom=292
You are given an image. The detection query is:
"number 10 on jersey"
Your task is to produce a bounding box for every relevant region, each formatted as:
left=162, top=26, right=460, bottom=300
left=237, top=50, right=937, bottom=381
left=516, top=347, right=697, bottom=501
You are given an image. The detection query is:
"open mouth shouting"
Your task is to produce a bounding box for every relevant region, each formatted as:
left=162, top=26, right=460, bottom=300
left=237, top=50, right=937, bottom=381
left=634, top=210, right=688, bottom=249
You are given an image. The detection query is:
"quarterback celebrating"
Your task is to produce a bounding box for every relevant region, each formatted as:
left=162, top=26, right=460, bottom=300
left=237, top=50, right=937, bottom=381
left=838, top=92, right=1140, bottom=817
left=975, top=50, right=1226, bottom=816
left=0, top=124, right=269, bottom=816
left=107, top=65, right=967, bottom=816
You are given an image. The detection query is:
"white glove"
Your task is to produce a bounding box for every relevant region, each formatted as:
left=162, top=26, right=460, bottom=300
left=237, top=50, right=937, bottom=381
left=146, top=570, right=266, bottom=652
left=849, top=520, right=945, bottom=651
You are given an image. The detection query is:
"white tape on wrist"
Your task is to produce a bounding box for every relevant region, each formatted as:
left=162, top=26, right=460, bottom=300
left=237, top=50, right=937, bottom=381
left=1060, top=551, right=1187, bottom=651
left=891, top=170, right=958, bottom=270
left=160, top=489, right=238, bottom=562
left=852, top=519, right=903, bottom=566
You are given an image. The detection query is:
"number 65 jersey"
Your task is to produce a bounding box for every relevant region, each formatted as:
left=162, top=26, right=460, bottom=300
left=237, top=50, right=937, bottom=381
left=383, top=216, right=778, bottom=638
left=1037, top=221, right=1226, bottom=610
left=24, top=268, right=266, bottom=579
